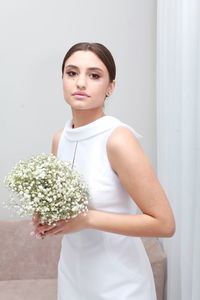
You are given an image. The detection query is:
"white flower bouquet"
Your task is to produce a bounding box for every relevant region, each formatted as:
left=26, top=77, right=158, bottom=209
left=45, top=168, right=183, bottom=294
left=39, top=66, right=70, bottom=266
left=4, top=153, right=89, bottom=225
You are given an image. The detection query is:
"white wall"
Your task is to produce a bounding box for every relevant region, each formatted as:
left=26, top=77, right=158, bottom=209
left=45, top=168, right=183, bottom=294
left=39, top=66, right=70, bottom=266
left=0, top=0, right=156, bottom=220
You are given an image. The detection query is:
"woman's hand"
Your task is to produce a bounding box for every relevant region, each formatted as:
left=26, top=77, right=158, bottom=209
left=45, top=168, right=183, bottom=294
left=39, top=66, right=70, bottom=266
left=31, top=211, right=90, bottom=239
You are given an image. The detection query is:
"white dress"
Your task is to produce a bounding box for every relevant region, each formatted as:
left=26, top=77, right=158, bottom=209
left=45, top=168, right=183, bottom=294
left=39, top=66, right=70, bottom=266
left=57, top=115, right=157, bottom=300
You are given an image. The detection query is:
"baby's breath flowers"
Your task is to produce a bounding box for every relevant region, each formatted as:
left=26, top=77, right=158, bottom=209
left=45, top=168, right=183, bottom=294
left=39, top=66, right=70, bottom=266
left=4, top=153, right=89, bottom=225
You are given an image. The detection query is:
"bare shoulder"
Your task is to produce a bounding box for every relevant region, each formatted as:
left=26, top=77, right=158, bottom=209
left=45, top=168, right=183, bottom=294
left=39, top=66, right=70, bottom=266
left=107, top=126, right=141, bottom=150
left=51, top=129, right=64, bottom=156
left=107, top=126, right=145, bottom=172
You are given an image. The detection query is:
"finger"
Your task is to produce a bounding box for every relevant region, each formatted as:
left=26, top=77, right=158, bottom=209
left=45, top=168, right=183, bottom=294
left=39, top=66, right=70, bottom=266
left=35, top=218, right=69, bottom=235
left=40, top=219, right=68, bottom=230
left=34, top=225, right=50, bottom=234
left=53, top=230, right=63, bottom=235
left=42, top=220, right=69, bottom=236
left=43, top=226, right=63, bottom=237
left=35, top=222, right=59, bottom=234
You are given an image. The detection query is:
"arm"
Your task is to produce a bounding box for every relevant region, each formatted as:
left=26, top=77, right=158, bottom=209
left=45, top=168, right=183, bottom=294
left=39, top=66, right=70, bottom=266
left=87, top=127, right=175, bottom=237
left=51, top=129, right=63, bottom=156
left=34, top=127, right=175, bottom=238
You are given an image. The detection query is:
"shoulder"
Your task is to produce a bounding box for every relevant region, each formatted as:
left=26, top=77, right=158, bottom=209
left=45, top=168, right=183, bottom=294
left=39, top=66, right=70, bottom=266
left=107, top=126, right=142, bottom=155
left=51, top=129, right=64, bottom=156
left=106, top=126, right=146, bottom=174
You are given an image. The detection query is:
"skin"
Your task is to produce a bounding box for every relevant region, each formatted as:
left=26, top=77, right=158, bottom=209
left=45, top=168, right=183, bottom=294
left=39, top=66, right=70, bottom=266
left=32, top=50, right=175, bottom=239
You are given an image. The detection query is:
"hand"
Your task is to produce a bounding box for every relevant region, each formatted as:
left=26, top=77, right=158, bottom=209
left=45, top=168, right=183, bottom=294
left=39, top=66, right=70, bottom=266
left=32, top=211, right=90, bottom=239
left=30, top=212, right=44, bottom=239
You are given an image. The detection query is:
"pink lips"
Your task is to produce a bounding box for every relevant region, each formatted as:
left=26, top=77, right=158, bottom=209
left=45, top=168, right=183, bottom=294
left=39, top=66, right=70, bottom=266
left=72, top=91, right=89, bottom=98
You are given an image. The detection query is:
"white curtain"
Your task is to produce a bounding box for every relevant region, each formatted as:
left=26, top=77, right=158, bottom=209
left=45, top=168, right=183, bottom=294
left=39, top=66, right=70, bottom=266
left=156, top=1, right=200, bottom=299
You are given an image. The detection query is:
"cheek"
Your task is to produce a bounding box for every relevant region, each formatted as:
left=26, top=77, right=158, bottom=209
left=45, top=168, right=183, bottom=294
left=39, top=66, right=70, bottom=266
left=94, top=82, right=108, bottom=94
left=63, top=80, right=71, bottom=93
left=62, top=84, right=71, bottom=101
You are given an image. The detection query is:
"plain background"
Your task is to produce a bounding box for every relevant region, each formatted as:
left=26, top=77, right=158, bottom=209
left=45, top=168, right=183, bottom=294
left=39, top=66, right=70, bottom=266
left=0, top=0, right=156, bottom=220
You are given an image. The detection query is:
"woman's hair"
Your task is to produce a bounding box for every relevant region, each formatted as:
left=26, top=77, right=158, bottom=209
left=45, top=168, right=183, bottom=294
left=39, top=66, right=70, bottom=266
left=61, top=42, right=116, bottom=82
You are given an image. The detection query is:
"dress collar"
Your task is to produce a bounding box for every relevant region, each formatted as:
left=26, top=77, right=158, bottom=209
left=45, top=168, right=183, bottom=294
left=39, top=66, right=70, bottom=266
left=64, top=115, right=122, bottom=141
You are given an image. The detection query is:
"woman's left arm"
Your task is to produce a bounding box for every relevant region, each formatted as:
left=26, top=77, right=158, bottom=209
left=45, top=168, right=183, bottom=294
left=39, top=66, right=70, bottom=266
left=87, top=127, right=176, bottom=238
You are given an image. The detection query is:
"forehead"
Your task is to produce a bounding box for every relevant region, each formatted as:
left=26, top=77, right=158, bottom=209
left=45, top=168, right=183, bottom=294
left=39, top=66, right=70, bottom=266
left=65, top=50, right=107, bottom=71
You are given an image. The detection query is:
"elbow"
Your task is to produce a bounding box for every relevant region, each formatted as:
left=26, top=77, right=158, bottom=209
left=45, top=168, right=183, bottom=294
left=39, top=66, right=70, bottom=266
left=161, top=219, right=176, bottom=237
left=164, top=224, right=176, bottom=237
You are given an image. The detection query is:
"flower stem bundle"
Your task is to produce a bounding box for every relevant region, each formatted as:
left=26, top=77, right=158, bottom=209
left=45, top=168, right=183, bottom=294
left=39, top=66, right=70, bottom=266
left=4, top=154, right=89, bottom=225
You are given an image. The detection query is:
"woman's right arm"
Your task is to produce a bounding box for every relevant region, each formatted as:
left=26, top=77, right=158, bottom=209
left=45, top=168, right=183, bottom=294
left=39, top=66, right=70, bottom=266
left=51, top=129, right=63, bottom=156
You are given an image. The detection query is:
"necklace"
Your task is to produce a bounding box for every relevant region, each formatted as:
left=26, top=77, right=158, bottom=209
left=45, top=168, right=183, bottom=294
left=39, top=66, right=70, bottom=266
left=72, top=141, right=78, bottom=168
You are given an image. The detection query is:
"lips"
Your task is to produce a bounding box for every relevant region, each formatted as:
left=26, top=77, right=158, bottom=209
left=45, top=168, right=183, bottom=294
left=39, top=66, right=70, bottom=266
left=72, top=91, right=90, bottom=97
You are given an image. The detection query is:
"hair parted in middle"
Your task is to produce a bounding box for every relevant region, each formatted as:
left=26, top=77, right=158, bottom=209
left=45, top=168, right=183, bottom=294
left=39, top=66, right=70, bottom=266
left=61, top=42, right=116, bottom=83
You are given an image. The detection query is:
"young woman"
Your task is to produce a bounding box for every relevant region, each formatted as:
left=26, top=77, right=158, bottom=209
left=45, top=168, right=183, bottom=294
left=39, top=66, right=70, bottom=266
left=33, top=42, right=175, bottom=300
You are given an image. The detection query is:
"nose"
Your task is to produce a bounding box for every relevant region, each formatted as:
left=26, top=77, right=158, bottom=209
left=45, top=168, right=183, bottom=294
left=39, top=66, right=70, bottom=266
left=76, top=74, right=86, bottom=90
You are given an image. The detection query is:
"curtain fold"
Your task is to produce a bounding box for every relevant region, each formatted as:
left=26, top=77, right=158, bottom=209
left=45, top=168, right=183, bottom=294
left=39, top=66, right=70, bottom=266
left=156, top=1, right=200, bottom=299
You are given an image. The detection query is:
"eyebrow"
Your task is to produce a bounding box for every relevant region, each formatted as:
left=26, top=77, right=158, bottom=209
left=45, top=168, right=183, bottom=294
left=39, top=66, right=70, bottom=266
left=65, top=64, right=104, bottom=72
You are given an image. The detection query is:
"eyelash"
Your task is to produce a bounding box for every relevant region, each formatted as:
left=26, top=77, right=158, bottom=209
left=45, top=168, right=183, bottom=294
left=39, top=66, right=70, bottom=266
left=66, top=71, right=100, bottom=79
left=66, top=71, right=76, bottom=76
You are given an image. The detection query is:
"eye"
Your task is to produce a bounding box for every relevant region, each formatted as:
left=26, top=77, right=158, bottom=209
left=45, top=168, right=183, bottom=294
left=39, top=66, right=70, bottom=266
left=66, top=71, right=77, bottom=77
left=90, top=73, right=100, bottom=79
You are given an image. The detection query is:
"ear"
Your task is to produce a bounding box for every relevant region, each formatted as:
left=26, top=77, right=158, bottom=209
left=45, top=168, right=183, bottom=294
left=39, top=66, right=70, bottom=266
left=106, top=80, right=116, bottom=97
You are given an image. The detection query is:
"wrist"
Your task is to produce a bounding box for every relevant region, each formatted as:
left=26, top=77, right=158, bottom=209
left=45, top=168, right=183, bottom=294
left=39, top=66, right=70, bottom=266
left=86, top=209, right=95, bottom=229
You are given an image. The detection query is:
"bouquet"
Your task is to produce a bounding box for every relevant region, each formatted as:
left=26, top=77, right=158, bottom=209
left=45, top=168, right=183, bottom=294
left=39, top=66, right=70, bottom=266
left=3, top=153, right=89, bottom=225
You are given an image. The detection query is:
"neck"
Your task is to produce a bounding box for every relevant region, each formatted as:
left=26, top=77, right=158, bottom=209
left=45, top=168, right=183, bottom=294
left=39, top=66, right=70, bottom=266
left=71, top=109, right=106, bottom=128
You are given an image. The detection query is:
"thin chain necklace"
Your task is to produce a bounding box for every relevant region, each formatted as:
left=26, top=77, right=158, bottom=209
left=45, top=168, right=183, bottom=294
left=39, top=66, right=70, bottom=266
left=72, top=141, right=78, bottom=168
left=71, top=122, right=78, bottom=168
left=71, top=114, right=105, bottom=168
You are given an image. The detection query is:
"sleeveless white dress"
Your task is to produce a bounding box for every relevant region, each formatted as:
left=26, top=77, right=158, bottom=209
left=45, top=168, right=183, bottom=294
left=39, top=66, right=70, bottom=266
left=57, top=115, right=157, bottom=300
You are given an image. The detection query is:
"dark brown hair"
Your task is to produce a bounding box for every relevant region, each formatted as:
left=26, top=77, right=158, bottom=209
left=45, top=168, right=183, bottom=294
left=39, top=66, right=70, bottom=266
left=61, top=42, right=116, bottom=82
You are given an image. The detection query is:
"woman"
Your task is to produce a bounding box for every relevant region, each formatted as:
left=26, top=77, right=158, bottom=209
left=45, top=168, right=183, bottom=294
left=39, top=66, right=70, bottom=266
left=33, top=42, right=175, bottom=299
